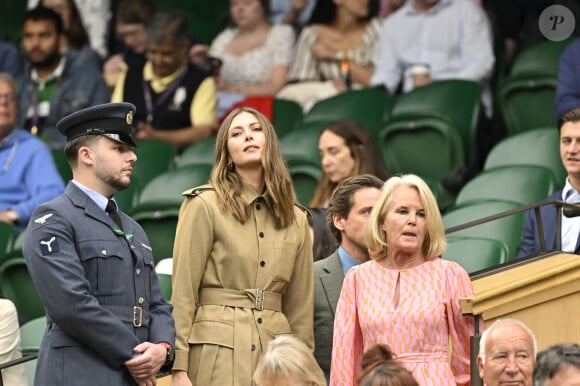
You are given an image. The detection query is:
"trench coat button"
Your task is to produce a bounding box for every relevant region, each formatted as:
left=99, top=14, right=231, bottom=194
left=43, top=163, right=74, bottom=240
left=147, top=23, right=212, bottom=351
left=101, top=249, right=107, bottom=255
left=138, top=297, right=144, bottom=304
left=258, top=232, right=264, bottom=238
left=260, top=261, right=266, bottom=267
left=136, top=268, right=141, bottom=275
left=256, top=204, right=261, bottom=210
left=251, top=344, right=256, bottom=351
left=131, top=245, right=136, bottom=250
left=257, top=317, right=262, bottom=324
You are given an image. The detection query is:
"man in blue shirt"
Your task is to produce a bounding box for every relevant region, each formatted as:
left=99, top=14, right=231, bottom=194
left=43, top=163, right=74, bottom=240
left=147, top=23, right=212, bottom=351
left=0, top=72, right=64, bottom=233
left=313, top=174, right=383, bottom=381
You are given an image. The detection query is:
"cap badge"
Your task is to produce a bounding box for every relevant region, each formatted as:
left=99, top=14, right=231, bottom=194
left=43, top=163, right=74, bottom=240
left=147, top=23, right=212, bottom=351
left=125, top=110, right=134, bottom=125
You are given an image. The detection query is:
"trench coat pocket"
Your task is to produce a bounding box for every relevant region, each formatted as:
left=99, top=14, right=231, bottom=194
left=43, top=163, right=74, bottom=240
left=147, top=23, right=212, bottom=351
left=189, top=320, right=234, bottom=348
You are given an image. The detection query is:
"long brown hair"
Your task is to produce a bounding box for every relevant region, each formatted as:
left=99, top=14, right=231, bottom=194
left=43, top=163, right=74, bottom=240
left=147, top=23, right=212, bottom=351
left=211, top=107, right=297, bottom=229
left=310, top=119, right=389, bottom=207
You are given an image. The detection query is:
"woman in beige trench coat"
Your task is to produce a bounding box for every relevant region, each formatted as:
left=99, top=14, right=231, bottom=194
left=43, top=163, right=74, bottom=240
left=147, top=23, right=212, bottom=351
left=170, top=107, right=314, bottom=386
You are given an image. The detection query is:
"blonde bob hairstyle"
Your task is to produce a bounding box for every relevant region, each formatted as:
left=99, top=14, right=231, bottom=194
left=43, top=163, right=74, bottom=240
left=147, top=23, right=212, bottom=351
left=366, top=174, right=446, bottom=261
left=211, top=107, right=297, bottom=229
left=253, top=335, right=327, bottom=386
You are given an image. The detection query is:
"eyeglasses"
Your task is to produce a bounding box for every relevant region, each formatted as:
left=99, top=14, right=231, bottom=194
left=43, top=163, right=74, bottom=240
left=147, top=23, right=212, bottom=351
left=0, top=93, right=16, bottom=103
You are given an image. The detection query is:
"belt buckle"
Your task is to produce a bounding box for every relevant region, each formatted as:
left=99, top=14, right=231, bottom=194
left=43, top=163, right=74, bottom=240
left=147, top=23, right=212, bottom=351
left=255, top=288, right=264, bottom=311
left=133, top=306, right=143, bottom=327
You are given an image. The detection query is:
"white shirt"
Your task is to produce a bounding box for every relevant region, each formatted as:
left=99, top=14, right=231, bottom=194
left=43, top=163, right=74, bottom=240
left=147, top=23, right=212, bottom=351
left=561, top=179, right=580, bottom=252
left=370, top=0, right=495, bottom=115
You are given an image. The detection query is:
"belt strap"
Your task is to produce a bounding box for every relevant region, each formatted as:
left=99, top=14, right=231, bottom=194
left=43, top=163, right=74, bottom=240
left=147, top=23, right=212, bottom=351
left=102, top=305, right=150, bottom=327
left=198, top=288, right=282, bottom=312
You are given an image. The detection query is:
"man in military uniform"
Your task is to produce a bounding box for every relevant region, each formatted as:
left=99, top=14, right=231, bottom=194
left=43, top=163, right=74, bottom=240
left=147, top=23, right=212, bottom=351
left=23, top=102, right=175, bottom=386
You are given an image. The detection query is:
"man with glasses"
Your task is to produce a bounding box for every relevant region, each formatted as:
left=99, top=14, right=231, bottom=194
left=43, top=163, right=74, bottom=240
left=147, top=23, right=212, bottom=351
left=0, top=72, right=63, bottom=233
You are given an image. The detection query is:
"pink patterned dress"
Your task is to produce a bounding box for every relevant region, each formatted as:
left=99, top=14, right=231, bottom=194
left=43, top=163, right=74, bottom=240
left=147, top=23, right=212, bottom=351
left=330, top=258, right=479, bottom=386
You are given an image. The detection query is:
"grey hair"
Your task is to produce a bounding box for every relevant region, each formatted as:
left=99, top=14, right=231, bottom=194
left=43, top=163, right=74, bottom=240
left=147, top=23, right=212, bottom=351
left=533, top=342, right=580, bottom=386
left=478, top=319, right=538, bottom=364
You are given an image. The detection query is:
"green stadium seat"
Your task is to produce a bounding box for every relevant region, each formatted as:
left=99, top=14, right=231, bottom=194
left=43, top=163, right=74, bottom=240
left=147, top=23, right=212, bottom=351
left=302, top=88, right=392, bottom=140
left=0, top=257, right=45, bottom=323
left=443, top=200, right=524, bottom=262
left=288, top=164, right=322, bottom=206
left=132, top=140, right=177, bottom=191
left=273, top=98, right=303, bottom=138
left=484, top=127, right=566, bottom=187
left=19, top=316, right=46, bottom=356
left=443, top=236, right=509, bottom=274
left=131, top=164, right=213, bottom=262
left=455, top=165, right=557, bottom=207
left=173, top=136, right=216, bottom=168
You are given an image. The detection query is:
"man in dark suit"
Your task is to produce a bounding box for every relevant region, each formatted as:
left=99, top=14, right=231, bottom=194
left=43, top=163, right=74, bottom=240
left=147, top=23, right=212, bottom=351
left=23, top=102, right=175, bottom=385
left=518, top=106, right=580, bottom=258
left=313, top=174, right=383, bottom=381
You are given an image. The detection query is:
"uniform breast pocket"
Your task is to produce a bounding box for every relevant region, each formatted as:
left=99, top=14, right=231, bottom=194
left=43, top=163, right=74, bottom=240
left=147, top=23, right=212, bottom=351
left=78, top=241, right=128, bottom=296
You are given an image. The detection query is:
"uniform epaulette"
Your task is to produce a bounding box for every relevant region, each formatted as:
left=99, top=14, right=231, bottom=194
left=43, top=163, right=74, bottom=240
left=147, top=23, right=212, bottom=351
left=182, top=185, right=215, bottom=197
left=294, top=202, right=312, bottom=218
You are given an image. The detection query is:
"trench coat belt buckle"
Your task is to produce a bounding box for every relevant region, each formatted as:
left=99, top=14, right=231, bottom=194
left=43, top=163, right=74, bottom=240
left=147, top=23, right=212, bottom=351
left=198, top=288, right=282, bottom=311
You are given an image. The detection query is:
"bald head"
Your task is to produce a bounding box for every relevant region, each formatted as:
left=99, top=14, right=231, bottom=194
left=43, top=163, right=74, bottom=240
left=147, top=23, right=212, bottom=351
left=478, top=319, right=537, bottom=386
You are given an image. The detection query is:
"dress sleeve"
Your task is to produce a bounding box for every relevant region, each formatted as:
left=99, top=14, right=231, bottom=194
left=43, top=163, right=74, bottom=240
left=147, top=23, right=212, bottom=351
left=171, top=194, right=214, bottom=370
left=288, top=26, right=320, bottom=82
left=445, top=261, right=483, bottom=386
left=272, top=24, right=296, bottom=66
left=330, top=267, right=363, bottom=386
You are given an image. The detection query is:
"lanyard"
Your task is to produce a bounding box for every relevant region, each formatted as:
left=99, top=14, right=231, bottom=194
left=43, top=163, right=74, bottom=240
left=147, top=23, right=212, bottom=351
left=142, top=67, right=188, bottom=124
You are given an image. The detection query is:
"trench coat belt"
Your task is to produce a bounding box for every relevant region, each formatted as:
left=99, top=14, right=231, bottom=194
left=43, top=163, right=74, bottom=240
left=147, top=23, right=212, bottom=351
left=102, top=304, right=150, bottom=327
left=198, top=288, right=282, bottom=311
left=198, top=288, right=282, bottom=386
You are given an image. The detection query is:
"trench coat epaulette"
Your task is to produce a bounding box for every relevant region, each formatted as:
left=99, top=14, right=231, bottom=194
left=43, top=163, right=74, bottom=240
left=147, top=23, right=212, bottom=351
left=294, top=202, right=312, bottom=218
left=182, top=185, right=215, bottom=197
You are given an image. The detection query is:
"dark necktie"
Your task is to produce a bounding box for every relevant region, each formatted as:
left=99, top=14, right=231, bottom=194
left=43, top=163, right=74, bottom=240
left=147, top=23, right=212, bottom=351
left=105, top=199, right=124, bottom=231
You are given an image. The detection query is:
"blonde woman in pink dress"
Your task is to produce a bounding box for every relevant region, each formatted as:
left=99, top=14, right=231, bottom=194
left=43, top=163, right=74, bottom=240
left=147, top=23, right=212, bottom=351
left=330, top=174, right=481, bottom=386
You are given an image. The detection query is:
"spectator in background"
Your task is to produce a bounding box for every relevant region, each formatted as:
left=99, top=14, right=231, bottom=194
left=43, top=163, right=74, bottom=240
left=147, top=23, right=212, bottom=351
left=555, top=38, right=580, bottom=121
left=28, top=0, right=111, bottom=58
left=39, top=0, right=102, bottom=70
left=477, top=319, right=536, bottom=386
left=281, top=0, right=381, bottom=110
left=517, top=106, right=580, bottom=258
left=103, top=0, right=155, bottom=89
left=370, top=0, right=495, bottom=117
left=0, top=298, right=27, bottom=386
left=18, top=6, right=109, bottom=149
left=112, top=11, right=217, bottom=151
left=331, top=174, right=479, bottom=385
left=534, top=342, right=580, bottom=386
left=0, top=72, right=64, bottom=233
left=314, top=174, right=383, bottom=381
left=357, top=343, right=419, bottom=386
left=310, top=119, right=388, bottom=208
left=209, top=0, right=295, bottom=119
left=0, top=41, right=23, bottom=79
left=253, top=335, right=326, bottom=386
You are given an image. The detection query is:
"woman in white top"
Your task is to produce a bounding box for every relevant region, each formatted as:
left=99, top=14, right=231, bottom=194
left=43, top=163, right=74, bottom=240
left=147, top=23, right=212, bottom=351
left=211, top=0, right=295, bottom=104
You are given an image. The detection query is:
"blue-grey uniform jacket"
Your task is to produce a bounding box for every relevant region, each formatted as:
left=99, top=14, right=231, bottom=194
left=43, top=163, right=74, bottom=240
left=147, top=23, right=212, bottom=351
left=23, top=182, right=174, bottom=386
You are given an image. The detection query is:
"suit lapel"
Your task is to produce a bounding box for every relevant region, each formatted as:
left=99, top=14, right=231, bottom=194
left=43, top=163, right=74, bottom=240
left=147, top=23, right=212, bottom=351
left=319, top=252, right=345, bottom=315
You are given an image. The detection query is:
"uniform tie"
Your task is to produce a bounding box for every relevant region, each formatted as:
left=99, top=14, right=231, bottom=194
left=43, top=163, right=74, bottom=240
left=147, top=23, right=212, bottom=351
left=105, top=199, right=123, bottom=231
